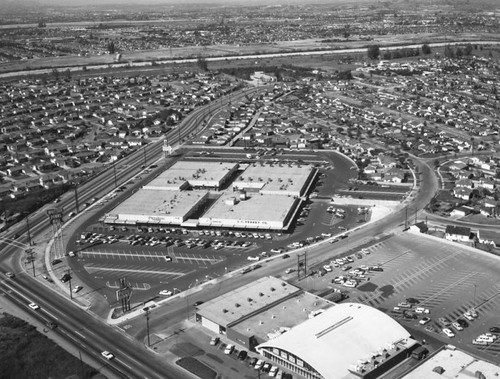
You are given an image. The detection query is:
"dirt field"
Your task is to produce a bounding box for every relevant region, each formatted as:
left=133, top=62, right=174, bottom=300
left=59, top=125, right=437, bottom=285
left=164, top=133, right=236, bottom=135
left=2, top=32, right=499, bottom=75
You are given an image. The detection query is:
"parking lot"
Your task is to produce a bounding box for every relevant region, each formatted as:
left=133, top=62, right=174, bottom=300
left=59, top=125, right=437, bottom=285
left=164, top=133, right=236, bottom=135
left=294, top=232, right=500, bottom=361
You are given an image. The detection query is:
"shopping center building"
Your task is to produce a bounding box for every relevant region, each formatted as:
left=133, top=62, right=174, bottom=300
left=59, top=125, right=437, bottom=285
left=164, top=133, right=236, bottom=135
left=104, top=160, right=317, bottom=231
left=195, top=276, right=418, bottom=379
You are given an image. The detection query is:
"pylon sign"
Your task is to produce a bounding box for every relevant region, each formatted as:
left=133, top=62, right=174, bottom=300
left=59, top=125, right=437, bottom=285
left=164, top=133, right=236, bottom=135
left=116, top=277, right=133, bottom=312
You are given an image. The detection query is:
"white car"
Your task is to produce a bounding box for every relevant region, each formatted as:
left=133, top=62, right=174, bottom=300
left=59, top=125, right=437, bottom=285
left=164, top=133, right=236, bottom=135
left=268, top=365, right=279, bottom=377
left=73, top=285, right=83, bottom=293
left=28, top=302, right=40, bottom=310
left=415, top=307, right=430, bottom=314
left=247, top=256, right=260, bottom=261
left=159, top=290, right=173, bottom=296
left=451, top=321, right=463, bottom=331
left=254, top=359, right=264, bottom=370
left=323, top=265, right=332, bottom=272
left=463, top=311, right=475, bottom=321
left=223, top=344, right=234, bottom=355
left=101, top=351, right=115, bottom=360
left=419, top=317, right=431, bottom=325
left=442, top=328, right=455, bottom=338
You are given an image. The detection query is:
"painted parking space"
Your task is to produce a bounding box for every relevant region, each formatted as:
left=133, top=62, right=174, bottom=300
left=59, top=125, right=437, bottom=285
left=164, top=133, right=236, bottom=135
left=79, top=248, right=226, bottom=266
left=84, top=263, right=187, bottom=279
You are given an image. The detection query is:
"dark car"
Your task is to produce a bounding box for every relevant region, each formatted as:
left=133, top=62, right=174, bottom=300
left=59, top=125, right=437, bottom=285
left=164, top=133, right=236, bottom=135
left=51, top=259, right=62, bottom=265
left=406, top=297, right=420, bottom=305
left=193, top=301, right=204, bottom=307
left=282, top=254, right=290, bottom=259
left=60, top=273, right=71, bottom=283
left=457, top=319, right=469, bottom=328
left=490, top=326, right=500, bottom=334
left=46, top=321, right=58, bottom=329
left=249, top=357, right=258, bottom=367
left=238, top=350, right=248, bottom=361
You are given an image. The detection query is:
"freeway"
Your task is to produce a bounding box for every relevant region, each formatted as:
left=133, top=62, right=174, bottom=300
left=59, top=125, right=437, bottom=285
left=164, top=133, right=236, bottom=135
left=0, top=85, right=269, bottom=378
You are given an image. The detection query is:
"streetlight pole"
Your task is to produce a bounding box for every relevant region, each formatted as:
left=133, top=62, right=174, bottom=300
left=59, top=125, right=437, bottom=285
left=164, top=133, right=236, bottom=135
left=473, top=283, right=477, bottom=305
left=145, top=308, right=151, bottom=348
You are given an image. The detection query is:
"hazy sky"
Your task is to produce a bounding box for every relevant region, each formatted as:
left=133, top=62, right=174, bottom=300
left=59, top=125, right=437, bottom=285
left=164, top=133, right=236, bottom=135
left=7, top=0, right=316, bottom=5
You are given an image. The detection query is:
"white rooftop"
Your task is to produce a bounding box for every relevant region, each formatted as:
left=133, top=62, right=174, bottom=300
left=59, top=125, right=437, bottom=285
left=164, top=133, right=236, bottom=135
left=145, top=160, right=238, bottom=190
left=402, top=346, right=500, bottom=379
left=108, top=189, right=207, bottom=219
left=257, top=303, right=412, bottom=379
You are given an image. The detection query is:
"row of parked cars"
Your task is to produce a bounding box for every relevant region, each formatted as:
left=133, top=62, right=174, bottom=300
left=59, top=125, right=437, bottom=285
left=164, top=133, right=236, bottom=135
left=210, top=336, right=290, bottom=378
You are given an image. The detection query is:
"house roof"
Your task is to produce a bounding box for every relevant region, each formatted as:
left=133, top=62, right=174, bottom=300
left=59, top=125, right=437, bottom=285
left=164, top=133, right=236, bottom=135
left=445, top=225, right=471, bottom=236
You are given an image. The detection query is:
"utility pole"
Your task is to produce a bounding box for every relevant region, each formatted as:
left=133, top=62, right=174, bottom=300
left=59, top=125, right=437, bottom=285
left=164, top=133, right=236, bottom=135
left=112, top=161, right=117, bottom=188
left=73, top=182, right=80, bottom=213
left=145, top=307, right=151, bottom=347
left=26, top=249, right=35, bottom=277
left=26, top=217, right=32, bottom=246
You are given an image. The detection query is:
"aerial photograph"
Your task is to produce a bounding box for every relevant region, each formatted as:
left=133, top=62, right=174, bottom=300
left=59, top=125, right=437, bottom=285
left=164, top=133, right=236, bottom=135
left=1, top=0, right=500, bottom=378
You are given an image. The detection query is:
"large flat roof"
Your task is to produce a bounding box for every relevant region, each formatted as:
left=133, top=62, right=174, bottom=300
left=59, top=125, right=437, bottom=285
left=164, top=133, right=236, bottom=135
left=402, top=346, right=500, bottom=379
left=234, top=162, right=313, bottom=195
left=201, top=193, right=296, bottom=226
left=145, top=161, right=237, bottom=190
left=232, top=291, right=334, bottom=343
left=196, top=277, right=302, bottom=327
left=257, top=303, right=412, bottom=379
left=108, top=190, right=207, bottom=219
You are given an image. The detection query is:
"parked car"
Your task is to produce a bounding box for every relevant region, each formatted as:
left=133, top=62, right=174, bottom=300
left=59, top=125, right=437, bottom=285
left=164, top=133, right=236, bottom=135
left=268, top=366, right=279, bottom=377
left=442, top=328, right=455, bottom=338
left=238, top=350, right=248, bottom=361
left=159, top=290, right=173, bottom=297
left=224, top=344, right=234, bottom=355
left=489, top=326, right=500, bottom=334
left=419, top=317, right=431, bottom=325
left=451, top=321, right=464, bottom=331
left=5, top=272, right=15, bottom=278
left=210, top=336, right=220, bottom=346
left=254, top=359, right=264, bottom=370
left=73, top=285, right=83, bottom=293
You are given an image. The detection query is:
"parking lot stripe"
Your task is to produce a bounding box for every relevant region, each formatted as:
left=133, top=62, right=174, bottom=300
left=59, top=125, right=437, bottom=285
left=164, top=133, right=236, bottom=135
left=84, top=264, right=185, bottom=277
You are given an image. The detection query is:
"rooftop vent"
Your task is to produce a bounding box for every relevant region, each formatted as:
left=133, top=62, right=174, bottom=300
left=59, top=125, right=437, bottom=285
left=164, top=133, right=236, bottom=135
left=259, top=292, right=264, bottom=297
left=222, top=309, right=228, bottom=313
left=247, top=298, right=253, bottom=302
left=270, top=287, right=275, bottom=292
left=235, top=303, right=240, bottom=308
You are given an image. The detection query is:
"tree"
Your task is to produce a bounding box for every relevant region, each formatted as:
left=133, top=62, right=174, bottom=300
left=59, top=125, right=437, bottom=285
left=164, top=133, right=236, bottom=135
left=197, top=56, right=208, bottom=71
left=422, top=44, right=431, bottom=55
left=444, top=45, right=455, bottom=58
left=367, top=45, right=380, bottom=60
left=108, top=41, right=115, bottom=54
left=464, top=43, right=473, bottom=56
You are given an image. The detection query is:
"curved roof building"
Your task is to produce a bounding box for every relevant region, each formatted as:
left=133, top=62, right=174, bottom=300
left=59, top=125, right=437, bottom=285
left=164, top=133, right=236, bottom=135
left=256, top=303, right=416, bottom=379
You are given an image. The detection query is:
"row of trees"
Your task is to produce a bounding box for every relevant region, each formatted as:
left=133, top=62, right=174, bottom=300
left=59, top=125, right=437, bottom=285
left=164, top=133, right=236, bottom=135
left=367, top=43, right=487, bottom=60
left=367, top=43, right=433, bottom=60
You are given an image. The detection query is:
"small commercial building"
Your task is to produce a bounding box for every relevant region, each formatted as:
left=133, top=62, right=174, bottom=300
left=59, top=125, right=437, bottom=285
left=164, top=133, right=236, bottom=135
left=402, top=345, right=500, bottom=379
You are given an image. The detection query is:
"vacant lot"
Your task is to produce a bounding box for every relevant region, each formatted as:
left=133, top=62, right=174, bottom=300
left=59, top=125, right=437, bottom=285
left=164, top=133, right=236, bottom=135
left=0, top=312, right=101, bottom=379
